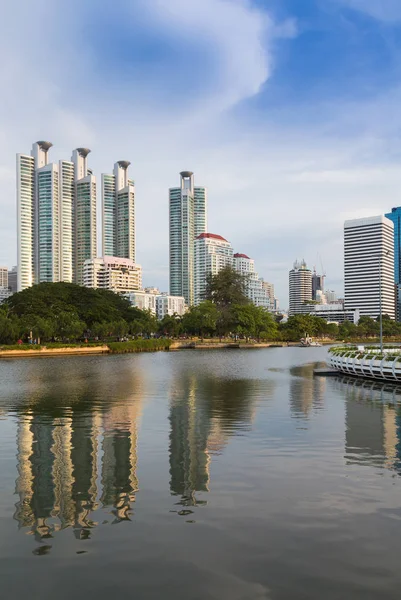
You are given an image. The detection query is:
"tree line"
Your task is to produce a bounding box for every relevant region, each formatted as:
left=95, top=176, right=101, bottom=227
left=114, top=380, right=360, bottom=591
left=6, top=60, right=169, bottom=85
left=1, top=268, right=399, bottom=345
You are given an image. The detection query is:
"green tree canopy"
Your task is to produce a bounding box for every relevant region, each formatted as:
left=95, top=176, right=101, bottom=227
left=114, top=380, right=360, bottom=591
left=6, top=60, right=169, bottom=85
left=205, top=266, right=249, bottom=308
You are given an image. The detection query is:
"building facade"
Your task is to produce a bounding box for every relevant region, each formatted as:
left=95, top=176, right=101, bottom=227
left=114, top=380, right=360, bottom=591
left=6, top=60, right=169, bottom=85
left=0, top=268, right=8, bottom=288
left=289, top=260, right=312, bottom=315
left=156, top=294, right=186, bottom=319
left=312, top=269, right=325, bottom=301
left=83, top=257, right=142, bottom=293
left=233, top=253, right=270, bottom=308
left=124, top=290, right=186, bottom=319
left=102, top=161, right=135, bottom=261
left=344, top=216, right=395, bottom=320
left=169, top=171, right=207, bottom=306
left=194, top=233, right=233, bottom=305
left=8, top=267, right=17, bottom=294
left=304, top=303, right=360, bottom=324
left=385, top=207, right=401, bottom=320
left=17, top=142, right=97, bottom=290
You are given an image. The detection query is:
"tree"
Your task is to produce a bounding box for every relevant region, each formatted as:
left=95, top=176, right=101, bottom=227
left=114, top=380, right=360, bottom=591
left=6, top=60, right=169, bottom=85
left=0, top=313, right=19, bottom=344
left=182, top=302, right=218, bottom=338
left=205, top=266, right=249, bottom=308
left=158, top=314, right=182, bottom=337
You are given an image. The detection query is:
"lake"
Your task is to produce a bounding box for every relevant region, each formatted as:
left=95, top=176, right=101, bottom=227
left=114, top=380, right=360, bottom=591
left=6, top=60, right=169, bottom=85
left=1, top=347, right=401, bottom=599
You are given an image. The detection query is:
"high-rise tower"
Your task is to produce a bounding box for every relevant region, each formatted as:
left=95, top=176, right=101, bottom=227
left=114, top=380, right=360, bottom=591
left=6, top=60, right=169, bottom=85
left=169, top=171, right=207, bottom=305
left=289, top=260, right=312, bottom=315
left=344, top=216, right=395, bottom=320
left=101, top=161, right=135, bottom=261
left=17, top=142, right=97, bottom=290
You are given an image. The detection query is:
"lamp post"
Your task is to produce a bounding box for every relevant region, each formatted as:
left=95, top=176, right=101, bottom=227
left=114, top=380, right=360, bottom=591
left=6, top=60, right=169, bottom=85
left=379, top=249, right=390, bottom=354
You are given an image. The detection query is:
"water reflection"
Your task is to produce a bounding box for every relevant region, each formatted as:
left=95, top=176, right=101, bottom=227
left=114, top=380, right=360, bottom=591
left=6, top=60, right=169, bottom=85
left=331, top=376, right=401, bottom=473
left=289, top=363, right=326, bottom=419
left=168, top=373, right=262, bottom=509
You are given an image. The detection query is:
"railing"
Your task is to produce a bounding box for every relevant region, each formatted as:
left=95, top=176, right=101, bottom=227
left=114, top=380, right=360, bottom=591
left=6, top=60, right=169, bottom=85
left=329, top=347, right=401, bottom=381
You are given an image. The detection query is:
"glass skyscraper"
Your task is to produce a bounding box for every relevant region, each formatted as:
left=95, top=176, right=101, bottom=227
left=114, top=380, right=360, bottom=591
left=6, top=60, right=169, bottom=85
left=385, top=207, right=401, bottom=320
left=169, top=171, right=207, bottom=306
left=101, top=161, right=135, bottom=262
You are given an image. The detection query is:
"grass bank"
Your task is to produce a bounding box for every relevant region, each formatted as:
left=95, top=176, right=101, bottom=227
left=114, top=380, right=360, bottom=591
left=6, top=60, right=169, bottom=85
left=107, top=339, right=173, bottom=353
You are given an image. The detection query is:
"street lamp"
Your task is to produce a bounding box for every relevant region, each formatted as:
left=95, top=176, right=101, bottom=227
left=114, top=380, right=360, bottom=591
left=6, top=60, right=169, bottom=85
left=379, top=249, right=391, bottom=353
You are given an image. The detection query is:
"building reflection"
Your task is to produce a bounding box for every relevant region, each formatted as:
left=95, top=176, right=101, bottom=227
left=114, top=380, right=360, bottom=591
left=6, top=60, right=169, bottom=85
left=13, top=364, right=143, bottom=545
left=331, top=376, right=401, bottom=474
left=289, top=364, right=326, bottom=419
left=168, top=372, right=263, bottom=508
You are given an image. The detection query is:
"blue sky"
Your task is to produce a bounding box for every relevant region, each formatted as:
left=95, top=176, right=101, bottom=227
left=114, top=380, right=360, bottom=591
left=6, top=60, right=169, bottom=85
left=1, top=0, right=401, bottom=306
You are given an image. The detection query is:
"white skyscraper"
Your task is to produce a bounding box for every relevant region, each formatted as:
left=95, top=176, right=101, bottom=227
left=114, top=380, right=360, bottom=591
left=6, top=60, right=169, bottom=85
left=169, top=171, right=207, bottom=305
left=17, top=143, right=97, bottom=290
left=194, top=233, right=233, bottom=304
left=289, top=260, right=312, bottom=315
left=102, top=161, right=135, bottom=261
left=344, top=216, right=395, bottom=319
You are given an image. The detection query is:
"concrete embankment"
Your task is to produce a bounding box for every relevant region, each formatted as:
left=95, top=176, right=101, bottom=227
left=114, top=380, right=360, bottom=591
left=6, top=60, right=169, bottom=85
left=0, top=346, right=109, bottom=358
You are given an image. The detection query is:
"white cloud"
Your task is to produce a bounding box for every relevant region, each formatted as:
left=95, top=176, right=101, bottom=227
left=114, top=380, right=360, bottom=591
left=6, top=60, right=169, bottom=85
left=335, top=0, right=401, bottom=22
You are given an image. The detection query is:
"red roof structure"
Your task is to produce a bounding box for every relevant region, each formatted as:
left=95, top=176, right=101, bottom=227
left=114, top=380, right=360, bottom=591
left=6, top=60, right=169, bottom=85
left=234, top=253, right=250, bottom=259
left=196, top=233, right=228, bottom=242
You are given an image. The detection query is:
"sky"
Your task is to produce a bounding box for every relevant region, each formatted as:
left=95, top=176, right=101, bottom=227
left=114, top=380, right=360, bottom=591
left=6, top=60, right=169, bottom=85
left=1, top=0, right=401, bottom=308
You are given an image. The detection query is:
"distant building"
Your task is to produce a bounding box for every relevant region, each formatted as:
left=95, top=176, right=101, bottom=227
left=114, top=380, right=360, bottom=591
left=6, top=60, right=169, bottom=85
left=304, top=303, right=360, bottom=324
left=169, top=171, right=207, bottom=306
left=233, top=253, right=270, bottom=308
left=0, top=287, right=12, bottom=304
left=312, top=269, right=325, bottom=301
left=261, top=280, right=275, bottom=305
left=289, top=260, right=312, bottom=315
left=194, top=233, right=233, bottom=305
left=124, top=290, right=186, bottom=319
left=83, top=257, right=142, bottom=293
left=344, top=216, right=395, bottom=319
left=325, top=289, right=337, bottom=303
left=156, top=294, right=186, bottom=319
left=102, top=161, right=135, bottom=261
left=8, top=266, right=17, bottom=294
left=124, top=290, right=157, bottom=313
left=0, top=267, right=8, bottom=288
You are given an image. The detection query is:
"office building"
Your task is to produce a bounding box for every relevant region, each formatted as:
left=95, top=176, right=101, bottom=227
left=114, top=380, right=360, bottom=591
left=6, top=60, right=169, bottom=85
left=261, top=280, right=274, bottom=305
left=17, top=142, right=97, bottom=290
left=0, top=268, right=8, bottom=288
left=289, top=260, right=312, bottom=315
left=102, top=161, right=135, bottom=261
left=234, top=253, right=270, bottom=308
left=312, top=269, right=325, bottom=301
left=83, top=256, right=142, bottom=293
left=344, top=216, right=395, bottom=319
left=169, top=171, right=207, bottom=306
left=194, top=233, right=233, bottom=305
left=303, top=303, right=360, bottom=324
left=8, top=267, right=17, bottom=294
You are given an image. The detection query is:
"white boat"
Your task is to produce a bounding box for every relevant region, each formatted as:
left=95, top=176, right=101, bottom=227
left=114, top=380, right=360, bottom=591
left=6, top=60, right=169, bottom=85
left=299, top=335, right=322, bottom=347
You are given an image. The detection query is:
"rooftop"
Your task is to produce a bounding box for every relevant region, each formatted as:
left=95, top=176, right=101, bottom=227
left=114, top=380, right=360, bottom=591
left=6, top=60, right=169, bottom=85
left=234, top=253, right=250, bottom=259
left=197, top=233, right=228, bottom=242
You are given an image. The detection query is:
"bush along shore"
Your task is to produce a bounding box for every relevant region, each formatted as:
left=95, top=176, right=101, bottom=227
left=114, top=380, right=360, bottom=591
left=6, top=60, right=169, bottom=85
left=108, top=339, right=172, bottom=353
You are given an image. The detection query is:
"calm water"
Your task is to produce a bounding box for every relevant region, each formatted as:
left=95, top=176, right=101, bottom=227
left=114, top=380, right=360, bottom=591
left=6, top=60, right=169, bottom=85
left=1, top=347, right=401, bottom=599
